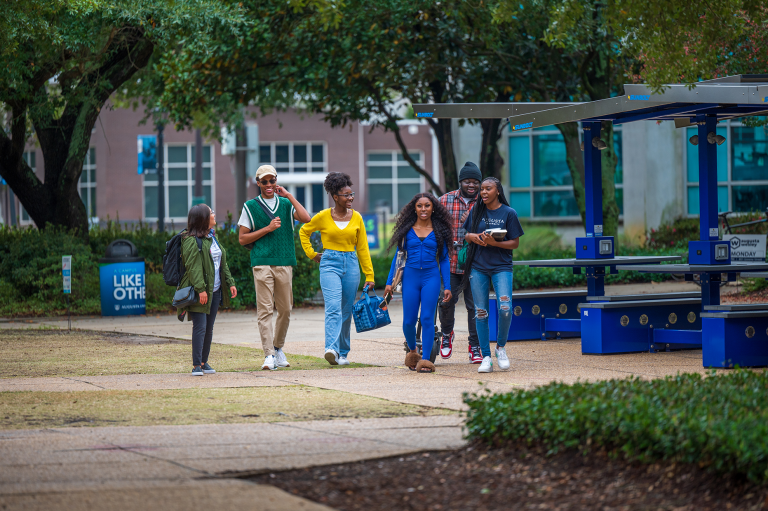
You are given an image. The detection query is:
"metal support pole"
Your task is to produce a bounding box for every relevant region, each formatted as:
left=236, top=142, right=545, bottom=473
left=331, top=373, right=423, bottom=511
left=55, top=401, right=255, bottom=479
left=193, top=129, right=204, bottom=206
left=700, top=272, right=720, bottom=307
left=585, top=266, right=605, bottom=296
left=235, top=126, right=247, bottom=209
left=583, top=121, right=603, bottom=237
left=698, top=115, right=719, bottom=241
left=157, top=122, right=165, bottom=233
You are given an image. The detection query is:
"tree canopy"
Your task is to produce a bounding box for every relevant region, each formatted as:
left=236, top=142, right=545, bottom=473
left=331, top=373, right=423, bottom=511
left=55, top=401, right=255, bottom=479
left=0, top=0, right=247, bottom=235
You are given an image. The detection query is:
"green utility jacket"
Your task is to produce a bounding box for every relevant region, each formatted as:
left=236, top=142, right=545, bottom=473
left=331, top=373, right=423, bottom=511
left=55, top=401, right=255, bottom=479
left=178, top=234, right=236, bottom=317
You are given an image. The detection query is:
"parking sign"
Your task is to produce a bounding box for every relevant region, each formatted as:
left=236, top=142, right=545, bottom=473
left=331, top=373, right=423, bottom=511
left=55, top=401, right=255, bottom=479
left=62, top=256, right=72, bottom=294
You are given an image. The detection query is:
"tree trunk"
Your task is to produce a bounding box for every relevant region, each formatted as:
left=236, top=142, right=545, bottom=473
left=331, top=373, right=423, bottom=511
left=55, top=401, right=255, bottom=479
left=428, top=117, right=458, bottom=193
left=556, top=122, right=587, bottom=225
left=479, top=118, right=504, bottom=181
left=0, top=33, right=154, bottom=239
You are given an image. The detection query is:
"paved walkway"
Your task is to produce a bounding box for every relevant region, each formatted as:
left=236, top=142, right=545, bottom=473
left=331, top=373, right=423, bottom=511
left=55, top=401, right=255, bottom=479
left=0, top=415, right=463, bottom=509
left=0, top=281, right=716, bottom=509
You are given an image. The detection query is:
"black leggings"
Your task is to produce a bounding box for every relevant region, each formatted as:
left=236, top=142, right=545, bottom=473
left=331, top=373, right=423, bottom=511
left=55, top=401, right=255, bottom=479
left=190, top=288, right=222, bottom=366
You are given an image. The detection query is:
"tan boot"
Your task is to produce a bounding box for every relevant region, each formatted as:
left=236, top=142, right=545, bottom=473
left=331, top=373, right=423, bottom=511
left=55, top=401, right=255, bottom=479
left=415, top=360, right=435, bottom=373
left=405, top=350, right=420, bottom=371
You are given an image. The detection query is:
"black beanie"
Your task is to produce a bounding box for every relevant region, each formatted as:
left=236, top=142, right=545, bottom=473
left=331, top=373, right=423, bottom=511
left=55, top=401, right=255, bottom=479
left=458, top=161, right=482, bottom=183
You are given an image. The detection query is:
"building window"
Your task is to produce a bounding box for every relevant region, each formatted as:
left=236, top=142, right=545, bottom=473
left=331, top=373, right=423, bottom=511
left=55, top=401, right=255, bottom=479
left=367, top=152, right=424, bottom=213
left=19, top=151, right=36, bottom=224
left=507, top=126, right=624, bottom=219
left=143, top=144, right=214, bottom=221
left=79, top=148, right=97, bottom=219
left=259, top=142, right=327, bottom=213
left=684, top=121, right=768, bottom=215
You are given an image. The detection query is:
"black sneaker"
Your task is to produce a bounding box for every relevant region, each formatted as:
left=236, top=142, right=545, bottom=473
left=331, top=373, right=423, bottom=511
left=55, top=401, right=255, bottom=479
left=201, top=362, right=216, bottom=374
left=440, top=331, right=454, bottom=359
left=191, top=366, right=204, bottom=376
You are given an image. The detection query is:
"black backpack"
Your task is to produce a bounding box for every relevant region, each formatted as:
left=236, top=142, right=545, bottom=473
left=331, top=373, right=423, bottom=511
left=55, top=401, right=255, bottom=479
left=162, top=230, right=203, bottom=287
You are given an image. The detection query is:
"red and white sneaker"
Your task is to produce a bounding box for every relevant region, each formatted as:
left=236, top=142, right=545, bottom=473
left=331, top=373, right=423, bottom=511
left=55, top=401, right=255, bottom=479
left=469, top=345, right=483, bottom=364
left=440, top=331, right=454, bottom=359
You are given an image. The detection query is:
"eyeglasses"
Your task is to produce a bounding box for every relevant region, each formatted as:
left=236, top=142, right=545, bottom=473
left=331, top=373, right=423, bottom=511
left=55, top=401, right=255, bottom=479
left=336, top=192, right=355, bottom=199
left=259, top=178, right=277, bottom=185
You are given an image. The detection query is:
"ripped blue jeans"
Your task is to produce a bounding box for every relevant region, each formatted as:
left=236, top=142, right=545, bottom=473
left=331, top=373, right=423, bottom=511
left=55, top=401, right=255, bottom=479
left=469, top=269, right=513, bottom=358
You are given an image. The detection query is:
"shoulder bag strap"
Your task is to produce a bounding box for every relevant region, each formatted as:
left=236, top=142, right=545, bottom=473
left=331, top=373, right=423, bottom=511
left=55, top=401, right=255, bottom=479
left=256, top=198, right=276, bottom=220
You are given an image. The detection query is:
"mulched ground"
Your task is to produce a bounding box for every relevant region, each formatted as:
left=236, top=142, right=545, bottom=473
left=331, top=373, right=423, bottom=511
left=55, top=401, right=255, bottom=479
left=248, top=444, right=768, bottom=510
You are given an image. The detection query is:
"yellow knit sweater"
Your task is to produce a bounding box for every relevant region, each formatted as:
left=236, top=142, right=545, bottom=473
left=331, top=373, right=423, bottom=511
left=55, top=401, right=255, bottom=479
left=299, top=209, right=375, bottom=281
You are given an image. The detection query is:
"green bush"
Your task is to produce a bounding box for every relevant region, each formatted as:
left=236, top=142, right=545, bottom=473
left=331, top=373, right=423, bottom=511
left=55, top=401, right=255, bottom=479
left=0, top=218, right=321, bottom=316
left=646, top=217, right=700, bottom=249
left=464, top=370, right=768, bottom=482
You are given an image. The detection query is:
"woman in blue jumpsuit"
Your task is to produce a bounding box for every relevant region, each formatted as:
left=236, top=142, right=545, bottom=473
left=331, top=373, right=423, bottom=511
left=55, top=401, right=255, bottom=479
left=384, top=193, right=453, bottom=373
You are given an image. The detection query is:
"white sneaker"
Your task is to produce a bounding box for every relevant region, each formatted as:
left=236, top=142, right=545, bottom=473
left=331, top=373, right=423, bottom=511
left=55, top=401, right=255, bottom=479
left=338, top=356, right=350, bottom=366
left=495, top=346, right=510, bottom=370
left=478, top=356, right=493, bottom=373
left=261, top=355, right=276, bottom=371
left=275, top=348, right=290, bottom=368
left=324, top=349, right=339, bottom=366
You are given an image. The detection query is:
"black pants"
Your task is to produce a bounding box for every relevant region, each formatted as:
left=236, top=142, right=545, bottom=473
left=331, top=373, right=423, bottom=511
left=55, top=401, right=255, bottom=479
left=439, top=272, right=479, bottom=348
left=190, top=288, right=222, bottom=366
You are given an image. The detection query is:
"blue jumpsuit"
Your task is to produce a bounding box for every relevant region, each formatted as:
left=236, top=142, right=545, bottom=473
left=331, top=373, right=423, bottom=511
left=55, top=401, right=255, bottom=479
left=386, top=229, right=451, bottom=360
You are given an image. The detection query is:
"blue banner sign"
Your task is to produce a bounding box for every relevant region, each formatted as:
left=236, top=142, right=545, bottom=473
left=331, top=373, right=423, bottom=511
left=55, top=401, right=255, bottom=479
left=362, top=213, right=379, bottom=250
left=99, top=261, right=146, bottom=316
left=137, top=135, right=157, bottom=174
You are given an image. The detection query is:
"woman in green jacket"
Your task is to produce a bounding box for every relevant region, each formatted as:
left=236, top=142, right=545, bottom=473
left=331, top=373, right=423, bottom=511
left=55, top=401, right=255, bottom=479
left=178, top=204, right=237, bottom=376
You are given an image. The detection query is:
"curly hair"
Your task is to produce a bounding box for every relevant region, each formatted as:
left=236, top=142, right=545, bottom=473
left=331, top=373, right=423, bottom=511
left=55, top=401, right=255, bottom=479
left=388, top=193, right=454, bottom=259
left=324, top=172, right=353, bottom=198
left=459, top=177, right=510, bottom=291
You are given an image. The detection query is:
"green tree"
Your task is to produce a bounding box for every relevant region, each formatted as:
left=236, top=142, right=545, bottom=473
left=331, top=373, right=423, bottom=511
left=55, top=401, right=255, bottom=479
left=548, top=0, right=768, bottom=89
left=496, top=0, right=631, bottom=239
left=0, top=0, right=246, bottom=236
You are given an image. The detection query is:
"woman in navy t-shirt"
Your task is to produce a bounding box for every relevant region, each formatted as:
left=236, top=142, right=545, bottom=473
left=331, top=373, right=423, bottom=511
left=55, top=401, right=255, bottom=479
left=462, top=177, right=524, bottom=373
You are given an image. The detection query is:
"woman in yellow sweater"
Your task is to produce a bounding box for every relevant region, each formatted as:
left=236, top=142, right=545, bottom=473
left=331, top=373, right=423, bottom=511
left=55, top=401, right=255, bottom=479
left=300, top=172, right=375, bottom=366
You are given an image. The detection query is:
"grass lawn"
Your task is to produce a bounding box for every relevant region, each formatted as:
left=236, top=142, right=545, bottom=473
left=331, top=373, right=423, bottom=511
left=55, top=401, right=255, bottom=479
left=0, top=386, right=453, bottom=430
left=1, top=330, right=369, bottom=378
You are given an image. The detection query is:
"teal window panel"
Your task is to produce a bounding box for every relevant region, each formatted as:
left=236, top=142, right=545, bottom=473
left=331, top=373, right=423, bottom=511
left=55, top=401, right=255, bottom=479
left=168, top=186, right=189, bottom=218
left=687, top=186, right=729, bottom=215
left=509, top=192, right=531, bottom=217
left=144, top=185, right=158, bottom=218
left=533, top=190, right=579, bottom=217
left=168, top=146, right=187, bottom=164
left=732, top=126, right=768, bottom=181
left=368, top=184, right=393, bottom=211
left=397, top=164, right=419, bottom=179
left=686, top=127, right=727, bottom=183
left=614, top=131, right=623, bottom=184
left=397, top=183, right=421, bottom=210
left=733, top=185, right=768, bottom=211
left=312, top=184, right=324, bottom=213
left=508, top=136, right=530, bottom=188
left=533, top=133, right=572, bottom=186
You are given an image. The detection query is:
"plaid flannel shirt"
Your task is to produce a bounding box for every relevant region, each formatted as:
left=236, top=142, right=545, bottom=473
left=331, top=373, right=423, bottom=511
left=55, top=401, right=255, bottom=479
left=439, top=189, right=476, bottom=274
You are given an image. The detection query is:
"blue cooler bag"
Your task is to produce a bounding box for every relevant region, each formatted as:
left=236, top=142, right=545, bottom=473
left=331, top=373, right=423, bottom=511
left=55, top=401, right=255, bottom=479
left=352, top=285, right=391, bottom=333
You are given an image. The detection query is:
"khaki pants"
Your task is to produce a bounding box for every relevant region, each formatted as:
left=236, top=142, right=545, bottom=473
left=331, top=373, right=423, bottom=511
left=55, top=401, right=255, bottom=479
left=252, top=266, right=293, bottom=356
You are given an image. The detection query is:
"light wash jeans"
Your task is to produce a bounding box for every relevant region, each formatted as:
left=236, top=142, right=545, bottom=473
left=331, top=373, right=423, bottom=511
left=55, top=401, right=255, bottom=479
left=319, top=250, right=361, bottom=357
left=469, top=268, right=513, bottom=358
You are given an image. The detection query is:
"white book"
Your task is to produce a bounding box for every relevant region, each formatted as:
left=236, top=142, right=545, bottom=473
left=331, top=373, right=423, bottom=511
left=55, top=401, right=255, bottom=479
left=483, top=228, right=507, bottom=241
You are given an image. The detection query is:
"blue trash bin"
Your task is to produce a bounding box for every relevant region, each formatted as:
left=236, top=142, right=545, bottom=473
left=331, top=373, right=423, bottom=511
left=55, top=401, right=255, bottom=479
left=99, top=239, right=146, bottom=316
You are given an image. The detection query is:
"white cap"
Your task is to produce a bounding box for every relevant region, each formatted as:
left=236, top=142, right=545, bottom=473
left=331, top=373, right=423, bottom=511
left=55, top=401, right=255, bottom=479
left=255, top=165, right=277, bottom=180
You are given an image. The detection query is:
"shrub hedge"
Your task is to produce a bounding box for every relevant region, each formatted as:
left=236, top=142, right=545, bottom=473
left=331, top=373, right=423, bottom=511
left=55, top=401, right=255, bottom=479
left=464, top=370, right=768, bottom=482
left=0, top=217, right=321, bottom=316
left=0, top=220, right=688, bottom=316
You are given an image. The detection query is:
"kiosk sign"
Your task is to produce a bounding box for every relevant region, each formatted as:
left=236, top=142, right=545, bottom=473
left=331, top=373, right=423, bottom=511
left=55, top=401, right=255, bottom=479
left=723, top=234, right=766, bottom=263
left=99, top=261, right=146, bottom=316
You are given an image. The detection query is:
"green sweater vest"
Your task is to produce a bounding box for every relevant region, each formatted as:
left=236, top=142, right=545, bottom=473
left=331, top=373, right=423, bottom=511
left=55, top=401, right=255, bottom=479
left=244, top=197, right=297, bottom=267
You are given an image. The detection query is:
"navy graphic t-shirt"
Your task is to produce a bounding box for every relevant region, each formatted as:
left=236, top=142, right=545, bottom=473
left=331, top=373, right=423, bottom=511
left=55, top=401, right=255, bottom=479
left=462, top=204, right=524, bottom=273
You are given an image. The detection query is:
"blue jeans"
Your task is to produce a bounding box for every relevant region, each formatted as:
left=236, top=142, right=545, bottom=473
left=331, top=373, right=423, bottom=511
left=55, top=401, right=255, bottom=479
left=470, top=268, right=513, bottom=358
left=319, top=250, right=361, bottom=357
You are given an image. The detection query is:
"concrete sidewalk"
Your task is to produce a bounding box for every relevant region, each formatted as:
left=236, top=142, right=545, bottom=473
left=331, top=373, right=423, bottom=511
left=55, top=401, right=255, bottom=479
left=0, top=415, right=464, bottom=509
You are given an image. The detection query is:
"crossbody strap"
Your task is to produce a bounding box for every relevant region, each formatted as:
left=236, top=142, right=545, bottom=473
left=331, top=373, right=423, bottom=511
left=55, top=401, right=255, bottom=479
left=256, top=198, right=276, bottom=220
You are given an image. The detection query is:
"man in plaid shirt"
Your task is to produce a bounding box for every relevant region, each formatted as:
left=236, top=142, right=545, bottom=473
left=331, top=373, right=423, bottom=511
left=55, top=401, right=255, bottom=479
left=438, top=162, right=483, bottom=363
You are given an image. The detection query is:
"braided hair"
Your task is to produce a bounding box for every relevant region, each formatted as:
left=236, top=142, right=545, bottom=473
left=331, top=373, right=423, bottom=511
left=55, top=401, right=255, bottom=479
left=459, top=177, right=510, bottom=292
left=388, top=193, right=453, bottom=260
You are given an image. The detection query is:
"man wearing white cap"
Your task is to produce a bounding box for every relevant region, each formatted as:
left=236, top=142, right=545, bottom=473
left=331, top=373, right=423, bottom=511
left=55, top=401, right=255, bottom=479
left=238, top=165, right=311, bottom=370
